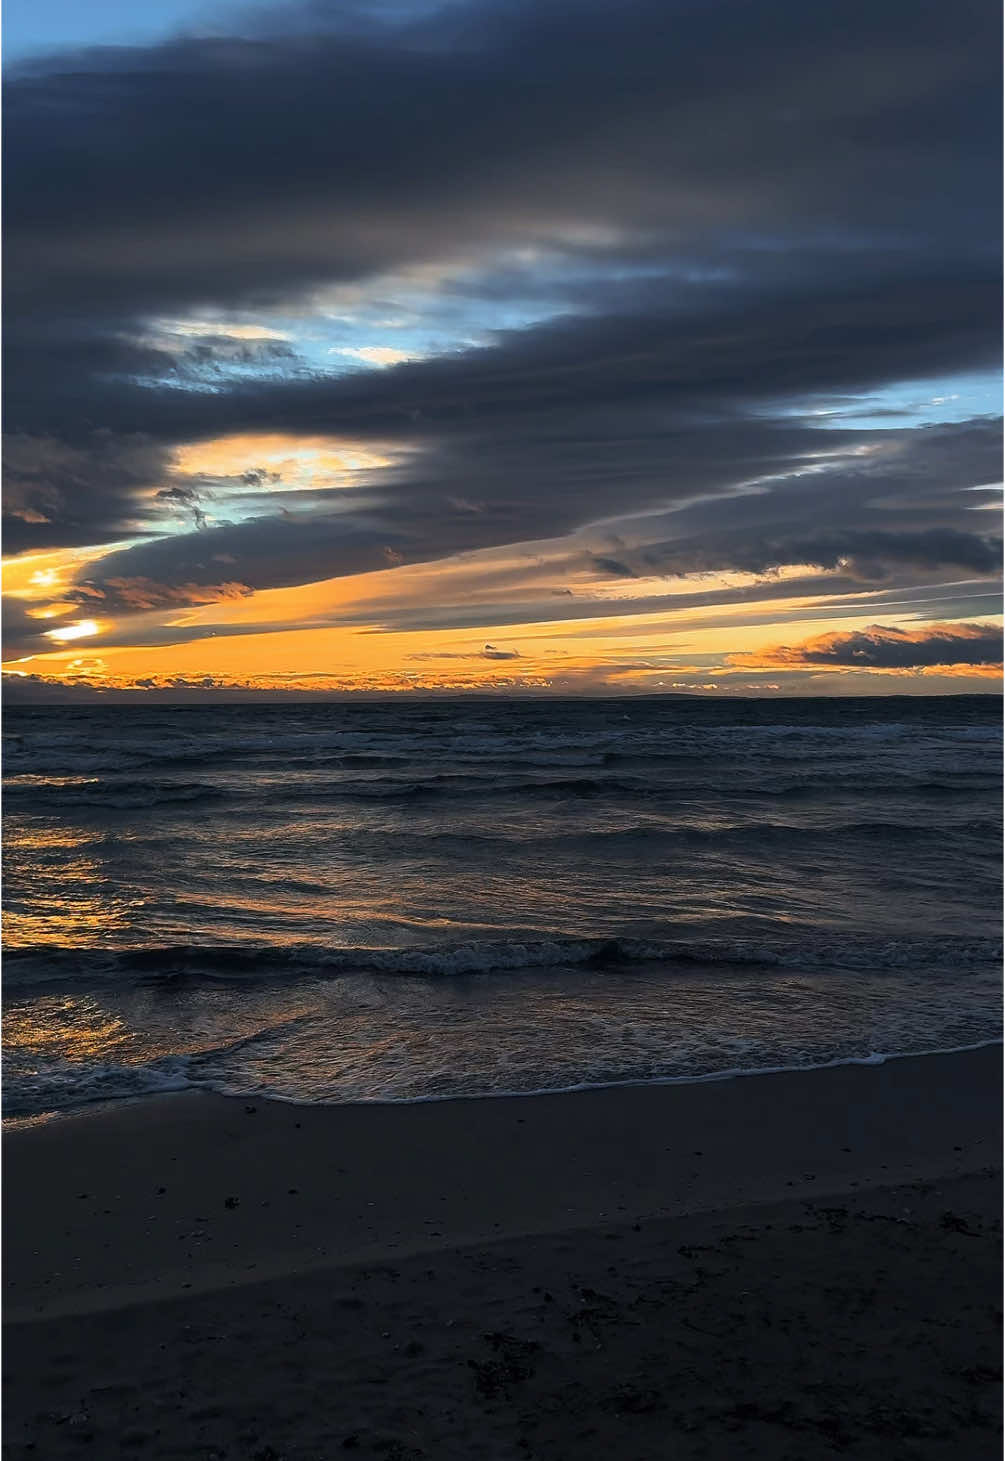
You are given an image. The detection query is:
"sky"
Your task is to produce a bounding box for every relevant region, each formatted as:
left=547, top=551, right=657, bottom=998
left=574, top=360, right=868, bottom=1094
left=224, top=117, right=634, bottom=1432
left=3, top=0, right=1002, bottom=699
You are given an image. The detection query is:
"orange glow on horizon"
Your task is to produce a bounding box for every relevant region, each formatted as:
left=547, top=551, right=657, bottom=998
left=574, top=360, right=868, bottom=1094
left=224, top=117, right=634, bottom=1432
left=4, top=508, right=1000, bottom=695
left=6, top=600, right=1001, bottom=694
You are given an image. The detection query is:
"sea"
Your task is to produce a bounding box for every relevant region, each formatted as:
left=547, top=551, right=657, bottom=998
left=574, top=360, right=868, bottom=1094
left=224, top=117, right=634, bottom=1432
left=3, top=695, right=1001, bottom=1120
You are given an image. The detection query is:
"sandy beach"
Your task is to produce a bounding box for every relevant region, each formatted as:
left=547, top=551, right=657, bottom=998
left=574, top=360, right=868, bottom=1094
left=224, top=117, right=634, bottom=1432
left=4, top=1046, right=1001, bottom=1458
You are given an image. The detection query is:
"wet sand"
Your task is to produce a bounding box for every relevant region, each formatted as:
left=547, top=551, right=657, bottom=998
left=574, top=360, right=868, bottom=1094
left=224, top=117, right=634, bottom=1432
left=4, top=1046, right=1002, bottom=1458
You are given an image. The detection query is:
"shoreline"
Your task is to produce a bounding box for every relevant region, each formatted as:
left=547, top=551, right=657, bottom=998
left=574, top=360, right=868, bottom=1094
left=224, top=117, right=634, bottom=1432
left=5, top=1044, right=1000, bottom=1322
left=7, top=1034, right=1002, bottom=1131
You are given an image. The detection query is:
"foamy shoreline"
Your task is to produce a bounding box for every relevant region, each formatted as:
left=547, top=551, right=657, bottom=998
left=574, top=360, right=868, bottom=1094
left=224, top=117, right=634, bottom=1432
left=5, top=1033, right=1001, bottom=1130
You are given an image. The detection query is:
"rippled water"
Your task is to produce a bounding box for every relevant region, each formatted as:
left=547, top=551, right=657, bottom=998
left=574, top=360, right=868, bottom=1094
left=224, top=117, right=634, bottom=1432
left=3, top=695, right=1001, bottom=1116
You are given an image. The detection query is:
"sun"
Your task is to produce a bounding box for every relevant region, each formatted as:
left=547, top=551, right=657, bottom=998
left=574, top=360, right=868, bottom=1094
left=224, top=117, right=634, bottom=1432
left=44, top=619, right=100, bottom=643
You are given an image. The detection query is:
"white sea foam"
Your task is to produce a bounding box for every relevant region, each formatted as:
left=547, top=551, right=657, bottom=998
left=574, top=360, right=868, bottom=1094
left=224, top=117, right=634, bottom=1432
left=6, top=1039, right=1000, bottom=1124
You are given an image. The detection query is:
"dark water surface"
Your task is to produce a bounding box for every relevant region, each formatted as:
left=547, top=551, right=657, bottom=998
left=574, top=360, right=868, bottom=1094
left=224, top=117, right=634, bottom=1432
left=4, top=696, right=1000, bottom=1116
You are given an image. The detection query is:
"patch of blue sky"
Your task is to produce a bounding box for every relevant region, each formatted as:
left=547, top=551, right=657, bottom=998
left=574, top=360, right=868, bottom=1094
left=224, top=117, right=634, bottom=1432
left=309, top=254, right=596, bottom=369
left=4, top=0, right=456, bottom=65
left=3, top=0, right=234, bottom=62
left=143, top=255, right=583, bottom=381
left=791, top=369, right=1002, bottom=431
left=146, top=249, right=718, bottom=383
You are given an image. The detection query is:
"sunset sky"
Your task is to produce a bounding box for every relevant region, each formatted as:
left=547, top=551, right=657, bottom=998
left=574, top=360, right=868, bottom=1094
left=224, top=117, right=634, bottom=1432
left=4, top=0, right=1002, bottom=698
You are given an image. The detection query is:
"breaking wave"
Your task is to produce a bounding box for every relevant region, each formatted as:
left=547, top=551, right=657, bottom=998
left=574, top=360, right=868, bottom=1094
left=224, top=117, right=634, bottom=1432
left=5, top=930, right=1002, bottom=993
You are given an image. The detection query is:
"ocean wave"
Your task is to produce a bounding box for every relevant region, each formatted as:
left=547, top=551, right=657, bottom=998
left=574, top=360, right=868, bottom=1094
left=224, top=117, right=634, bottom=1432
left=398, top=816, right=998, bottom=846
left=2, top=1055, right=194, bottom=1118
left=5, top=930, right=1002, bottom=992
left=0, top=770, right=672, bottom=810
left=1, top=1010, right=317, bottom=1119
left=286, top=774, right=653, bottom=801
left=7, top=774, right=997, bottom=819
left=6, top=707, right=996, bottom=785
left=3, top=777, right=225, bottom=809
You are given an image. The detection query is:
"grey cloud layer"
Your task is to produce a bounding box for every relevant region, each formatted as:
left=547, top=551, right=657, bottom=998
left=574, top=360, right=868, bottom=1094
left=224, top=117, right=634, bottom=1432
left=67, top=417, right=1002, bottom=630
left=3, top=0, right=1001, bottom=640
left=9, top=0, right=995, bottom=316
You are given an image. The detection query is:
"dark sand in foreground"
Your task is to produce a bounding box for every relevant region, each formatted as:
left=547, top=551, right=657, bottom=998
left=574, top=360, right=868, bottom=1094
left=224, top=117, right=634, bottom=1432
left=4, top=1047, right=1002, bottom=1458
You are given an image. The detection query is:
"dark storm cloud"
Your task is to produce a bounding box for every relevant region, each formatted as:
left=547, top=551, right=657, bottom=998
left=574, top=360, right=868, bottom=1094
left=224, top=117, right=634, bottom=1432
left=2, top=433, right=175, bottom=553
left=639, top=418, right=1002, bottom=548
left=68, top=505, right=514, bottom=603
left=2, top=598, right=57, bottom=661
left=732, top=622, right=1003, bottom=671
left=7, top=265, right=1000, bottom=447
left=5, top=280, right=999, bottom=569
left=3, top=0, right=1001, bottom=627
left=7, top=0, right=996, bottom=320
left=589, top=556, right=638, bottom=579
left=344, top=579, right=1003, bottom=639
left=593, top=527, right=1002, bottom=582
left=74, top=576, right=253, bottom=612
left=67, top=416, right=1001, bottom=619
